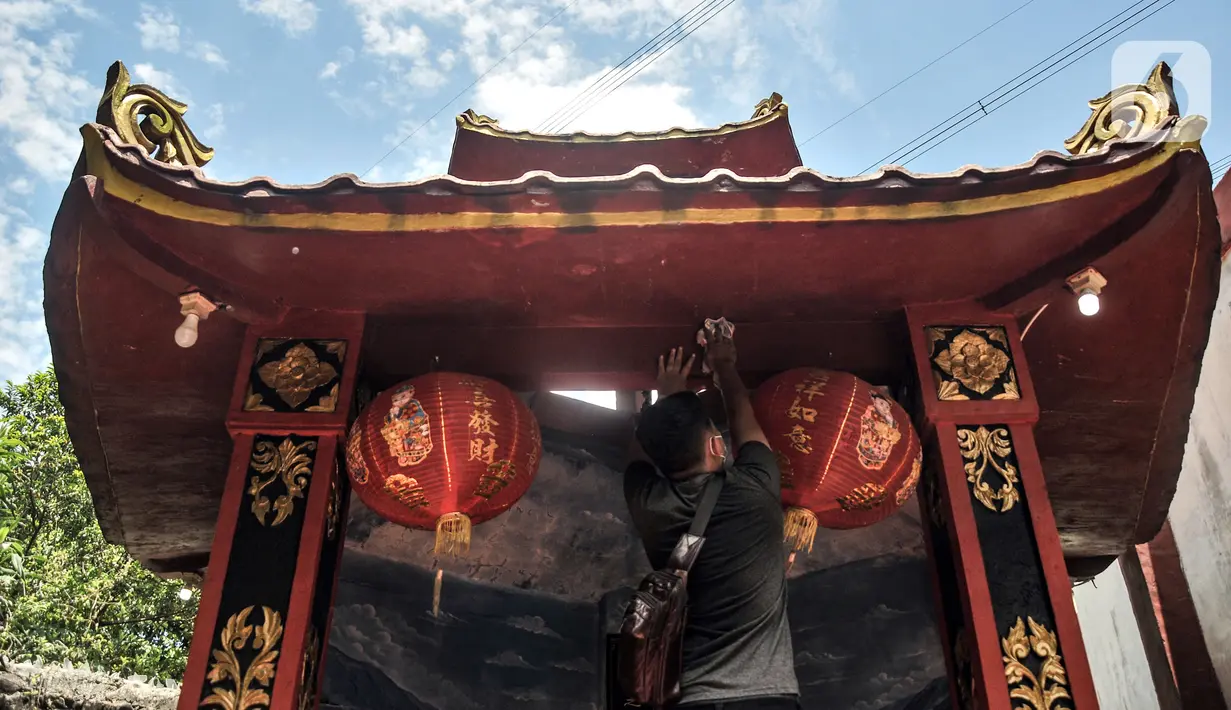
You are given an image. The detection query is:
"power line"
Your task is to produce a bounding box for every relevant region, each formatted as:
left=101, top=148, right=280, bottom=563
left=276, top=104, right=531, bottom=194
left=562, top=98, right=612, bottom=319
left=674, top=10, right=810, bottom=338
left=359, top=0, right=581, bottom=180
left=890, top=0, right=1176, bottom=170
left=536, top=0, right=723, bottom=133
left=798, top=0, right=1039, bottom=150
left=1209, top=152, right=1231, bottom=173
left=860, top=0, right=1175, bottom=174
left=537, top=0, right=737, bottom=134
left=864, top=0, right=1167, bottom=172
left=870, top=0, right=1168, bottom=171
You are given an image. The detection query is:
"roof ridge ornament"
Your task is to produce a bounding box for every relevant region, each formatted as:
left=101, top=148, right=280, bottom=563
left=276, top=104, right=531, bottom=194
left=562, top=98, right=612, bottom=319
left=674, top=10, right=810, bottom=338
left=458, top=109, right=500, bottom=129
left=1064, top=62, right=1179, bottom=155
left=96, top=60, right=215, bottom=168
left=751, top=92, right=786, bottom=119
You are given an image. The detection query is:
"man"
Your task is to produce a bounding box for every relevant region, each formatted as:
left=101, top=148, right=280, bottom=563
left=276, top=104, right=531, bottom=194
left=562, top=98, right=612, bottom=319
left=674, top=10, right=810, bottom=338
left=624, top=331, right=800, bottom=710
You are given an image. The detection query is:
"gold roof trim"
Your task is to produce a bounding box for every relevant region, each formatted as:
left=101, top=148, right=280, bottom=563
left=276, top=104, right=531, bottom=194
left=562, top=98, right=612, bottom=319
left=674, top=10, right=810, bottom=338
left=1066, top=62, right=1182, bottom=156
left=97, top=60, right=214, bottom=168
left=81, top=118, right=1192, bottom=234
left=455, top=93, right=788, bottom=143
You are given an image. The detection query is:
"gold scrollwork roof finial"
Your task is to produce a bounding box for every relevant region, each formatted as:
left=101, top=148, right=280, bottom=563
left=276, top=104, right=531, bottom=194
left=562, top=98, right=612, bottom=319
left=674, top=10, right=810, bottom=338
left=457, top=109, right=500, bottom=128
left=751, top=92, right=786, bottom=119
left=1064, top=62, right=1179, bottom=155
left=96, top=60, right=214, bottom=168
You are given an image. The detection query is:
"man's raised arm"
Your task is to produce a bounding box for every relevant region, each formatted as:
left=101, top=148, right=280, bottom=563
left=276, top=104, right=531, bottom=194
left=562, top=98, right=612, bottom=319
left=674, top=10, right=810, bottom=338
left=706, top=332, right=769, bottom=450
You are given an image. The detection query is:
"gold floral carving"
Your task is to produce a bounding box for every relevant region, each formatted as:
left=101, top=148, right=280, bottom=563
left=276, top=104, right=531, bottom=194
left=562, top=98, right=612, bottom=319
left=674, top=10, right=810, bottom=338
left=933, top=330, right=1009, bottom=396
left=249, top=438, right=317, bottom=526
left=200, top=606, right=283, bottom=710
left=836, top=482, right=887, bottom=511
left=956, top=426, right=1020, bottom=513
left=256, top=343, right=342, bottom=410
left=1002, top=617, right=1073, bottom=710
left=99, top=61, right=214, bottom=168
left=1065, top=62, right=1178, bottom=155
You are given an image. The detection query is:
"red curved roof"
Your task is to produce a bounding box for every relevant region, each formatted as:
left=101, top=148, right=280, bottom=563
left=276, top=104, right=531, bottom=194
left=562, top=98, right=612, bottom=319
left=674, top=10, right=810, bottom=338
left=45, top=114, right=1222, bottom=578
left=446, top=94, right=802, bottom=181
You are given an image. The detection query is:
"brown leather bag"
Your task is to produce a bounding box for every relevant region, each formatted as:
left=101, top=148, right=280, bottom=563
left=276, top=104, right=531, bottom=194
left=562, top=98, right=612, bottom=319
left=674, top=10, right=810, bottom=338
left=618, top=471, right=725, bottom=707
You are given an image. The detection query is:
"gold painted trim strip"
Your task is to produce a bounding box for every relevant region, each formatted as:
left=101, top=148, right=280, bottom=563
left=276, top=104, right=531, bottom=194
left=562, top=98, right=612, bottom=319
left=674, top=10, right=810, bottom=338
left=84, top=127, right=1180, bottom=234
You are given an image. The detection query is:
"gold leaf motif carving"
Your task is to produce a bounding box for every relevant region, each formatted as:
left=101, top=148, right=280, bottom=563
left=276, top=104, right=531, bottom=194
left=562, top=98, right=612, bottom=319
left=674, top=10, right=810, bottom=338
left=994, top=369, right=1021, bottom=401
left=956, top=426, right=1020, bottom=513
left=257, top=343, right=339, bottom=410
left=249, top=439, right=317, bottom=526
left=306, top=383, right=340, bottom=413
left=99, top=61, right=214, bottom=168
left=200, top=606, right=283, bottom=710
left=1065, top=62, right=1178, bottom=155
left=935, top=377, right=969, bottom=402
left=244, top=388, right=275, bottom=412
left=933, top=330, right=1010, bottom=395
left=1002, top=617, right=1073, bottom=710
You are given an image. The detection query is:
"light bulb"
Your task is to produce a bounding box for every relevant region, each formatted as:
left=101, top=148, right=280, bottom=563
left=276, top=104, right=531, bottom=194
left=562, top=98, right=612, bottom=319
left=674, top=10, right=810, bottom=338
left=175, top=313, right=200, bottom=348
left=1077, top=290, right=1100, bottom=316
left=178, top=588, right=192, bottom=601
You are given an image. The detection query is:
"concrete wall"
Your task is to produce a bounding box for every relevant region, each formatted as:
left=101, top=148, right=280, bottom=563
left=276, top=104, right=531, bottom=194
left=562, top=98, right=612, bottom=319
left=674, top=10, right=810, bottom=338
left=1168, top=256, right=1231, bottom=698
left=1072, top=561, right=1161, bottom=710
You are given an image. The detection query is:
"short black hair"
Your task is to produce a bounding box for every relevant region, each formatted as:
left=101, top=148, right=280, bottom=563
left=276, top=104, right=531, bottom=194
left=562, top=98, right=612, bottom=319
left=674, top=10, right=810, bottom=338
left=636, top=392, right=712, bottom=475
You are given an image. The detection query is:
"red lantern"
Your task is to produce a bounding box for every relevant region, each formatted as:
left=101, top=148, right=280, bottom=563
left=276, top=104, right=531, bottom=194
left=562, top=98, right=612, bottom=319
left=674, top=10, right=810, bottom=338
left=346, top=372, right=542, bottom=555
left=752, top=368, right=922, bottom=552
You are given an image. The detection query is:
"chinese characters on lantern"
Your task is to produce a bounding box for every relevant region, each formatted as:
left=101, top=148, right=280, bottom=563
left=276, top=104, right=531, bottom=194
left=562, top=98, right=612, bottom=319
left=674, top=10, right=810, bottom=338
left=468, top=385, right=500, bottom=464
left=785, top=370, right=829, bottom=454
left=475, top=460, right=517, bottom=499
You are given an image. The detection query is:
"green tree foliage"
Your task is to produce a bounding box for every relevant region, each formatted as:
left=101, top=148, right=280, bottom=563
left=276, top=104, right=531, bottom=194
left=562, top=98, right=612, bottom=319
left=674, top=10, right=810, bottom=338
left=0, top=368, right=196, bottom=678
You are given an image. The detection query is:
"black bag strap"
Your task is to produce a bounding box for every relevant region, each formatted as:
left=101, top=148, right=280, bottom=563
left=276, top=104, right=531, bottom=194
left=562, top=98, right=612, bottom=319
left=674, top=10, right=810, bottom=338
left=666, top=471, right=725, bottom=573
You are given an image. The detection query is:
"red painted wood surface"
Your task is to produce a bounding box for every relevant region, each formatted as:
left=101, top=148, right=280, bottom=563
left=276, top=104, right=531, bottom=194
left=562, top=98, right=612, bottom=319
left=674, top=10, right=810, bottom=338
left=447, top=113, right=803, bottom=181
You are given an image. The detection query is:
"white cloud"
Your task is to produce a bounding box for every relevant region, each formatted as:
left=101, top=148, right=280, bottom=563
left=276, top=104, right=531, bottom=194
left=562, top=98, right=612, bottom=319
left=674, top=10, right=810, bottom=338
left=319, top=46, right=354, bottom=80
left=0, top=1, right=96, bottom=182
left=238, top=0, right=318, bottom=36
left=193, top=41, right=228, bottom=68
left=136, top=4, right=180, bottom=52
left=319, top=60, right=341, bottom=79
left=132, top=63, right=184, bottom=99
left=136, top=5, right=228, bottom=69
left=202, top=103, right=226, bottom=142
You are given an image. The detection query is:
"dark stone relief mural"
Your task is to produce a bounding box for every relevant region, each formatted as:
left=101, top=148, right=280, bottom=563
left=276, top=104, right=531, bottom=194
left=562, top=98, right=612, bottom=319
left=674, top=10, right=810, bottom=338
left=323, top=551, right=601, bottom=710
left=345, top=430, right=927, bottom=602
left=321, top=552, right=950, bottom=710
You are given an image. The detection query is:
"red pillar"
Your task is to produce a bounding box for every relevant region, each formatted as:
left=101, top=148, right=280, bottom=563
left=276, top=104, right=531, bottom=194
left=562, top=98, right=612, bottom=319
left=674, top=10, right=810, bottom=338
left=905, top=305, right=1099, bottom=710
left=1148, top=521, right=1228, bottom=709
left=180, top=312, right=363, bottom=710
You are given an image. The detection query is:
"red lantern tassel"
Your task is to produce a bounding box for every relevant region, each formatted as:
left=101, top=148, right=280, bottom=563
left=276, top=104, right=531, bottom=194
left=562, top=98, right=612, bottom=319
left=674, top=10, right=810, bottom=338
left=434, top=512, right=472, bottom=556
left=784, top=506, right=817, bottom=554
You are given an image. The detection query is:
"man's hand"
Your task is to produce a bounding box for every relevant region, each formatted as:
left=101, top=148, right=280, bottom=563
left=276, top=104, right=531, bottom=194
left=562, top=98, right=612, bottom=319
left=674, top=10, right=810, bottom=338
left=704, top=331, right=737, bottom=372
left=657, top=347, right=696, bottom=397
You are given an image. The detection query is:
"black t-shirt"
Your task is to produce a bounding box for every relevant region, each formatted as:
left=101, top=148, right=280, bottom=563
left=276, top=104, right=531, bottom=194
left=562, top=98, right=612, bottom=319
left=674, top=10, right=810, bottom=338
left=624, top=442, right=799, bottom=704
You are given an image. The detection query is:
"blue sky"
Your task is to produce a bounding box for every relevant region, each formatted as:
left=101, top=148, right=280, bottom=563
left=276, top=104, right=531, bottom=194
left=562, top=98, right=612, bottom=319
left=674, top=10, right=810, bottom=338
left=0, top=0, right=1227, bottom=383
